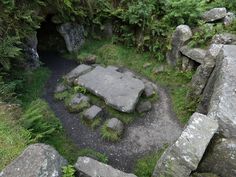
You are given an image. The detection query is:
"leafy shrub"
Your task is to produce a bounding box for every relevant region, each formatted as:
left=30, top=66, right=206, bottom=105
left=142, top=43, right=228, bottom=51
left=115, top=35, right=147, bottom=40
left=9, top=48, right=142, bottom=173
left=62, top=165, right=76, bottom=177
left=21, top=99, right=62, bottom=142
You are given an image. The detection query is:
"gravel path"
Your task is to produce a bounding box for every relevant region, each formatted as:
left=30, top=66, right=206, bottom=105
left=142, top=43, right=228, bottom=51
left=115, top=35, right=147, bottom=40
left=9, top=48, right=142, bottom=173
left=41, top=52, right=183, bottom=173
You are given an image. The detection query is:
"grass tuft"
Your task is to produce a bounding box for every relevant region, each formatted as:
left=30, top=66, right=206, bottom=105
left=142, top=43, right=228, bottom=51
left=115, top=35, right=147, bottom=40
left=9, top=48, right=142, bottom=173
left=100, top=121, right=121, bottom=142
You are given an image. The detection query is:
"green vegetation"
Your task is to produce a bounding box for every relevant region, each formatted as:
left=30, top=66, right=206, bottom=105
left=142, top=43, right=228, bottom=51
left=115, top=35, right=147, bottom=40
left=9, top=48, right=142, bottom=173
left=82, top=117, right=101, bottom=129
left=21, top=99, right=62, bottom=142
left=134, top=148, right=166, bottom=177
left=0, top=104, right=30, bottom=170
left=62, top=165, right=76, bottom=177
left=100, top=121, right=121, bottom=142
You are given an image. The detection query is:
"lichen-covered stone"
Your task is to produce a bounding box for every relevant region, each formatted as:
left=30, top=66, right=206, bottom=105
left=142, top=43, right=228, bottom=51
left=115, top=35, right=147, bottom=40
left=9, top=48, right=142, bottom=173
left=66, top=93, right=90, bottom=113
left=144, top=82, right=155, bottom=98
left=224, top=12, right=235, bottom=26
left=167, top=25, right=192, bottom=65
left=107, top=118, right=124, bottom=134
left=83, top=105, right=102, bottom=120
left=203, top=8, right=227, bottom=22
left=212, top=33, right=236, bottom=45
left=58, top=23, right=85, bottom=52
left=152, top=113, right=218, bottom=177
left=65, top=64, right=92, bottom=84
left=198, top=138, right=236, bottom=177
left=0, top=144, right=67, bottom=177
left=75, top=66, right=145, bottom=113
left=208, top=45, right=236, bottom=138
left=180, top=46, right=207, bottom=64
left=75, top=157, right=137, bottom=177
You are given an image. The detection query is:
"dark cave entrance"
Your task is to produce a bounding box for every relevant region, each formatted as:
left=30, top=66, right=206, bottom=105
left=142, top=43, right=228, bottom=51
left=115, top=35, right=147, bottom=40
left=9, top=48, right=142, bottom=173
left=37, top=14, right=66, bottom=53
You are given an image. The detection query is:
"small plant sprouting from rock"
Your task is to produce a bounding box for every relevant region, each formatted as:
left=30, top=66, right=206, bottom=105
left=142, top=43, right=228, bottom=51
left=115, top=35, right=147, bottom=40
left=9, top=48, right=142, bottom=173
left=73, top=85, right=87, bottom=94
left=62, top=165, right=76, bottom=177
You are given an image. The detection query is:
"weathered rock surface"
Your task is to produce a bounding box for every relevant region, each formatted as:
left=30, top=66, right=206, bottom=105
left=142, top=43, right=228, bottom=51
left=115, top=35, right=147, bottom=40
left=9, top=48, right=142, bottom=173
left=75, top=157, right=137, bottom=177
left=203, top=8, right=227, bottom=22
left=224, top=12, right=235, bottom=26
left=75, top=66, right=145, bottom=113
left=83, top=105, right=102, bottom=120
left=0, top=143, right=67, bottom=177
left=180, top=46, right=207, bottom=64
left=58, top=23, right=85, bottom=52
left=208, top=45, right=236, bottom=138
left=65, top=64, right=92, bottom=84
left=198, top=138, right=236, bottom=177
left=212, top=33, right=236, bottom=45
left=67, top=93, right=90, bottom=113
left=167, top=25, right=193, bottom=65
left=152, top=113, right=218, bottom=177
left=181, top=55, right=195, bottom=71
left=189, top=44, right=222, bottom=98
left=144, top=82, right=155, bottom=97
left=136, top=101, right=152, bottom=113
left=55, top=83, right=68, bottom=93
left=191, top=173, right=219, bottom=177
left=107, top=118, right=124, bottom=134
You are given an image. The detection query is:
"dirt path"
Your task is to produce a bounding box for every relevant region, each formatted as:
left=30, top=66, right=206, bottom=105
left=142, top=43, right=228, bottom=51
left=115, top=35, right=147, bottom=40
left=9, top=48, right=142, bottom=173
left=41, top=52, right=183, bottom=173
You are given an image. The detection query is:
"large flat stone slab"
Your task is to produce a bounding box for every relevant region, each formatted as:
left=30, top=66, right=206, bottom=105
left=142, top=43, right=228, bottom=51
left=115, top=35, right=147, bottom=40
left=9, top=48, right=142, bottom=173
left=152, top=113, right=218, bottom=177
left=75, top=157, right=137, bottom=177
left=208, top=45, right=236, bottom=138
left=0, top=143, right=67, bottom=177
left=75, top=66, right=145, bottom=112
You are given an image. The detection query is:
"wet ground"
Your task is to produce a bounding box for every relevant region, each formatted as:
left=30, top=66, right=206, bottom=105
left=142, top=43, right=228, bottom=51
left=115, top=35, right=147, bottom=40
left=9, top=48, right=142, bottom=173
left=41, top=51, right=183, bottom=173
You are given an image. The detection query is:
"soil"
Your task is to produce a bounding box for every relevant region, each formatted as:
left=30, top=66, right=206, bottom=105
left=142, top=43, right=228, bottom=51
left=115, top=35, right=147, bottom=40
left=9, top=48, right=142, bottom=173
left=41, top=51, right=183, bottom=173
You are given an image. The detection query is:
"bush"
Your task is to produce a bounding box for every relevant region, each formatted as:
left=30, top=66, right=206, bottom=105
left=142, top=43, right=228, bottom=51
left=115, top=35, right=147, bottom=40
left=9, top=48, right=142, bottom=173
left=21, top=99, right=62, bottom=142
left=62, top=165, right=76, bottom=177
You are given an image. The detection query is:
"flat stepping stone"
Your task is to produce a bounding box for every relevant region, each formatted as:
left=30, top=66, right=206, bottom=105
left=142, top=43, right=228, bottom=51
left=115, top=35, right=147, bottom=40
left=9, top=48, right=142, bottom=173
left=75, top=66, right=145, bottom=113
left=83, top=105, right=102, bottom=120
left=65, top=64, right=92, bottom=83
left=107, top=118, right=124, bottom=134
left=67, top=93, right=90, bottom=113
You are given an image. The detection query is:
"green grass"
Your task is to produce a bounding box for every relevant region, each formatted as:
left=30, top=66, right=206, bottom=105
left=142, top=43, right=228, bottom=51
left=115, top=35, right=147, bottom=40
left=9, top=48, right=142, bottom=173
left=19, top=67, right=51, bottom=107
left=100, top=121, right=121, bottom=142
left=65, top=39, right=196, bottom=124
left=0, top=104, right=30, bottom=170
left=82, top=117, right=101, bottom=129
left=134, top=148, right=166, bottom=177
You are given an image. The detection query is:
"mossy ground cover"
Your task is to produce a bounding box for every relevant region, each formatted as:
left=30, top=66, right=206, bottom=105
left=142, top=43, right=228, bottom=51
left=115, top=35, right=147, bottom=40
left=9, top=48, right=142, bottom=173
left=66, top=39, right=195, bottom=124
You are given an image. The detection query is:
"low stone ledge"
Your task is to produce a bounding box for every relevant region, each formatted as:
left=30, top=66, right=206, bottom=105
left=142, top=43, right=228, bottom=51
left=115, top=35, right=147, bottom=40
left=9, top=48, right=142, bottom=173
left=152, top=113, right=218, bottom=177
left=75, top=157, right=137, bottom=177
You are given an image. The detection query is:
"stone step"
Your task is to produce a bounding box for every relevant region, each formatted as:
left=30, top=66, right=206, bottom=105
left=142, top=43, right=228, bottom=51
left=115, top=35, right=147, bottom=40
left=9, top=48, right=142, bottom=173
left=75, top=157, right=137, bottom=177
left=152, top=113, right=218, bottom=177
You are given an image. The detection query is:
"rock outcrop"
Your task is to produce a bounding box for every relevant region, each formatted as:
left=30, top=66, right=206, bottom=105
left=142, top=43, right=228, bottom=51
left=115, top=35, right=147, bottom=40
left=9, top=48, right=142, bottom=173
left=207, top=45, right=236, bottom=138
left=212, top=33, right=236, bottom=45
left=75, top=66, right=145, bottom=113
left=58, top=22, right=85, bottom=52
left=75, top=157, right=137, bottom=177
left=198, top=138, right=236, bottom=177
left=203, top=8, right=227, bottom=22
left=0, top=143, right=67, bottom=177
left=152, top=113, right=218, bottom=177
left=180, top=47, right=207, bottom=64
left=167, top=25, right=193, bottom=65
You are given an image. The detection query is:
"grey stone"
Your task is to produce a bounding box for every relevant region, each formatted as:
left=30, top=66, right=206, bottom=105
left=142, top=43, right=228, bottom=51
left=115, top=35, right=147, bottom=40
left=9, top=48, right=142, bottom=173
left=167, top=25, right=193, bottom=65
left=83, top=105, right=102, bottom=120
left=224, top=12, right=235, bottom=26
left=152, top=113, right=218, bottom=177
left=0, top=143, right=67, bottom=177
left=203, top=8, right=227, bottom=22
left=189, top=44, right=223, bottom=98
left=75, top=66, right=145, bottom=113
left=136, top=101, right=152, bottom=113
left=198, top=138, right=236, bottom=177
left=181, top=56, right=195, bottom=71
left=144, top=82, right=155, bottom=97
left=85, top=55, right=96, bottom=65
left=191, top=173, right=219, bottom=177
left=65, top=64, right=92, bottom=84
left=212, top=33, right=236, bottom=45
left=54, top=83, right=68, bottom=93
left=107, top=118, right=124, bottom=134
left=180, top=46, right=207, bottom=64
left=58, top=23, right=85, bottom=52
left=67, top=93, right=90, bottom=113
left=75, top=157, right=137, bottom=177
left=208, top=45, right=236, bottom=138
